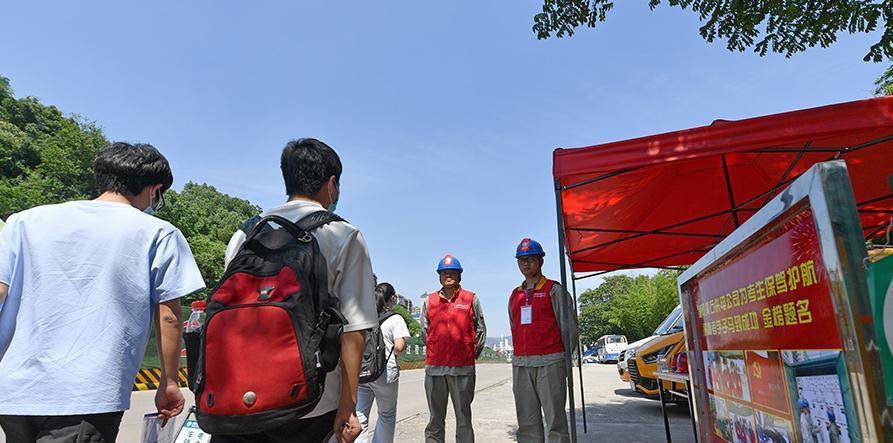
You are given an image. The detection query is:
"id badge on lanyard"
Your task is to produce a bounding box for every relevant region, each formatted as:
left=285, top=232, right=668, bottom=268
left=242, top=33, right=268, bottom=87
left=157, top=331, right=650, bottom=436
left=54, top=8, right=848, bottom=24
left=521, top=289, right=533, bottom=325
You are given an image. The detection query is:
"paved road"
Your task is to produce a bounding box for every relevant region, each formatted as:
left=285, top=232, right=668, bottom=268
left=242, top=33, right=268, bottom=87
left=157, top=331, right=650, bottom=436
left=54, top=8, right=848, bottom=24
left=3, top=363, right=696, bottom=442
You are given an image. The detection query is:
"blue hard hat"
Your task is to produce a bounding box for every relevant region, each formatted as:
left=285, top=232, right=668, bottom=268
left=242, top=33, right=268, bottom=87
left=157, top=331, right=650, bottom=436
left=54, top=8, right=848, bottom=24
left=827, top=409, right=836, bottom=422
left=515, top=238, right=545, bottom=258
left=437, top=254, right=463, bottom=273
left=798, top=399, right=810, bottom=409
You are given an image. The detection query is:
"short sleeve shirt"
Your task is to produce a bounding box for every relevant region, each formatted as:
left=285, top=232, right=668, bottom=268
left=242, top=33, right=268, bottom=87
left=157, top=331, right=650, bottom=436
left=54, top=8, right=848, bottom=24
left=224, top=199, right=378, bottom=417
left=0, top=201, right=205, bottom=415
left=380, top=314, right=410, bottom=383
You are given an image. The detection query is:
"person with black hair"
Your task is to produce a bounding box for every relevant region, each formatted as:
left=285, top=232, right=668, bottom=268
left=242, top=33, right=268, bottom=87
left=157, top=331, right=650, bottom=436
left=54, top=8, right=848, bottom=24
left=355, top=283, right=410, bottom=443
left=0, top=142, right=205, bottom=442
left=222, top=138, right=378, bottom=443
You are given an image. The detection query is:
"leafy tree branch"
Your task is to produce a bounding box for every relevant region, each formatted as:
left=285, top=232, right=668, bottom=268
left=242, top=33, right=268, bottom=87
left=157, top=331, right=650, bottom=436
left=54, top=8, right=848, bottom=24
left=534, top=1, right=893, bottom=62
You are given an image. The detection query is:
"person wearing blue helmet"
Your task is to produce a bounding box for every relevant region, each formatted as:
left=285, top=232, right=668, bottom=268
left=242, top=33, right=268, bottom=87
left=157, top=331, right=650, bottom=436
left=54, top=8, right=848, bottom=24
left=421, top=254, right=487, bottom=443
left=826, top=408, right=841, bottom=443
left=798, top=398, right=818, bottom=443
left=508, top=238, right=578, bottom=443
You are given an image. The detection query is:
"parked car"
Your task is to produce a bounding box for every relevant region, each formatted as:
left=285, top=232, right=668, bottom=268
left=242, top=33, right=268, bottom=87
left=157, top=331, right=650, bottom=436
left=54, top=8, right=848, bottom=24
left=627, top=305, right=686, bottom=398
left=617, top=349, right=631, bottom=382
left=617, top=336, right=657, bottom=383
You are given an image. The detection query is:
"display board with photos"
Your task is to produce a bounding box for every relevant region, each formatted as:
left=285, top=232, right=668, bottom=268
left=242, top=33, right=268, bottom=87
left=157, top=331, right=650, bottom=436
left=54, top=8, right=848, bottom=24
left=678, top=161, right=890, bottom=443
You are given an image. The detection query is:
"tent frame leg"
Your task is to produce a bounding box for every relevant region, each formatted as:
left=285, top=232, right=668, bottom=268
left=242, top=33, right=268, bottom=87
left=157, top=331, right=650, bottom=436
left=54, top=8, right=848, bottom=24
left=571, top=277, right=587, bottom=433
left=555, top=180, right=578, bottom=443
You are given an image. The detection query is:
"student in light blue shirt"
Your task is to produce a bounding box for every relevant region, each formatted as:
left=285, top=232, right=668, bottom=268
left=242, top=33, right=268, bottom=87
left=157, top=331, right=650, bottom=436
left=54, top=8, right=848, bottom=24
left=0, top=142, right=205, bottom=443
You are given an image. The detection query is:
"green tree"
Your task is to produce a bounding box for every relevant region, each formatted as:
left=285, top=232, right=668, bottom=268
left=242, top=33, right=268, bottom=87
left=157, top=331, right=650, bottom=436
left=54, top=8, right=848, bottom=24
left=603, top=275, right=656, bottom=340
left=534, top=1, right=893, bottom=62
left=393, top=304, right=422, bottom=337
left=577, top=270, right=681, bottom=344
left=156, top=182, right=260, bottom=299
left=0, top=75, right=262, bottom=305
left=875, top=65, right=893, bottom=95
left=604, top=271, right=679, bottom=341
left=0, top=76, right=107, bottom=219
left=577, top=274, right=632, bottom=346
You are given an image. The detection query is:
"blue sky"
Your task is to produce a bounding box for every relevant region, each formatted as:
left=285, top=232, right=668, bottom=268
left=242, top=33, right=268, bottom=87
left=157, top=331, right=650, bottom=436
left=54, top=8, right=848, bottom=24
left=1, top=1, right=886, bottom=336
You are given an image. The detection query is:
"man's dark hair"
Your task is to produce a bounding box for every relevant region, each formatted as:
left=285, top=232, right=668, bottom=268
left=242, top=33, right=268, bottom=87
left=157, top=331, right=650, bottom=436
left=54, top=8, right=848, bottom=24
left=280, top=138, right=342, bottom=197
left=93, top=142, right=173, bottom=196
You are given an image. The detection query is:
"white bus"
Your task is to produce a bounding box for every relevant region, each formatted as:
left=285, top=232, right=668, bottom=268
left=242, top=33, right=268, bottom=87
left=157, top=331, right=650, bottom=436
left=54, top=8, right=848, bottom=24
left=595, top=335, right=628, bottom=363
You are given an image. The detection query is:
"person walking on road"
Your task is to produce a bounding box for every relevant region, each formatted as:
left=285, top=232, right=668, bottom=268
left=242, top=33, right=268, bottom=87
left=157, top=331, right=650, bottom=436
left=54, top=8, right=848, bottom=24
left=421, top=255, right=486, bottom=443
left=355, top=282, right=411, bottom=443
left=0, top=142, right=205, bottom=442
left=508, top=238, right=578, bottom=443
left=219, top=138, right=378, bottom=443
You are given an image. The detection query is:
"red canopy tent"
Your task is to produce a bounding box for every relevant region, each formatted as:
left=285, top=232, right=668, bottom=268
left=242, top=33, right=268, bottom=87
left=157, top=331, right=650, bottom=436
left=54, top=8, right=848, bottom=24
left=553, top=97, right=893, bottom=278
left=551, top=97, right=893, bottom=442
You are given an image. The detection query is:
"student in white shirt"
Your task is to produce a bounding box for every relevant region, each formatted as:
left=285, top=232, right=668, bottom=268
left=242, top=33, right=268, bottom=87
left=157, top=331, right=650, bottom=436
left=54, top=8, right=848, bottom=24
left=356, top=283, right=411, bottom=443
left=220, top=138, right=378, bottom=443
left=0, top=142, right=205, bottom=442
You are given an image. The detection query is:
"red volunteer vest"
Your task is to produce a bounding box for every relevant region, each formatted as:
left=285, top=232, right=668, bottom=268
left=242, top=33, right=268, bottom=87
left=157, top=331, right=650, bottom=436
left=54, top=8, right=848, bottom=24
left=509, top=278, right=565, bottom=356
left=425, top=288, right=477, bottom=367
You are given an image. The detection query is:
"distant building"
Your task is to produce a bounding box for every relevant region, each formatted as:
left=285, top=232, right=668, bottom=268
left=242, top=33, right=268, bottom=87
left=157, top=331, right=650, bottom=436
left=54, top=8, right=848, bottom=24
left=493, top=336, right=513, bottom=361
left=412, top=292, right=428, bottom=322
left=395, top=293, right=412, bottom=312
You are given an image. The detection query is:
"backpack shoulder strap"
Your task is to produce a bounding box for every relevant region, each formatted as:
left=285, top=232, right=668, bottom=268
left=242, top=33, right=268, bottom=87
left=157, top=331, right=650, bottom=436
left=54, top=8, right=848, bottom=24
left=378, top=310, right=400, bottom=360
left=240, top=211, right=344, bottom=236
left=379, top=310, right=400, bottom=324
left=239, top=215, right=264, bottom=235
left=296, top=211, right=345, bottom=233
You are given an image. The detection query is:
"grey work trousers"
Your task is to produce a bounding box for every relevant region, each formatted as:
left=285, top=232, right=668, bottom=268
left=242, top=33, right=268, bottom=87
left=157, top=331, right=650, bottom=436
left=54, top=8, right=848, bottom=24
left=424, top=374, right=475, bottom=443
left=512, top=363, right=570, bottom=443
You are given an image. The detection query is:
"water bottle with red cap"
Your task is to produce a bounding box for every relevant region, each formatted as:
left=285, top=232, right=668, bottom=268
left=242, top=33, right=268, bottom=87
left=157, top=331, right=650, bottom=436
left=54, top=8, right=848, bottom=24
left=184, top=301, right=206, bottom=390
left=185, top=301, right=206, bottom=333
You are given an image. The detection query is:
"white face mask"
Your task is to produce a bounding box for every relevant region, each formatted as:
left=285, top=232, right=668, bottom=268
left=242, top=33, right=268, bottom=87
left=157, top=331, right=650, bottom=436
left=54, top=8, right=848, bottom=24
left=327, top=182, right=339, bottom=212
left=144, top=190, right=159, bottom=215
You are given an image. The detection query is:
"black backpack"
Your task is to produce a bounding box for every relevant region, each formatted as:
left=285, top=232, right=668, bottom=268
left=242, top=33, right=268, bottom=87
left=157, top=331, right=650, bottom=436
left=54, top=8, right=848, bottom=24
left=193, top=212, right=346, bottom=435
left=358, top=310, right=402, bottom=384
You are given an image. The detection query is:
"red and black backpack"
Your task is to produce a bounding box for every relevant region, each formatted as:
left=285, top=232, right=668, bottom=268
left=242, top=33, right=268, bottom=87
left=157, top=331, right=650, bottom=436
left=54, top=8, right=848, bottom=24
left=193, top=212, right=346, bottom=435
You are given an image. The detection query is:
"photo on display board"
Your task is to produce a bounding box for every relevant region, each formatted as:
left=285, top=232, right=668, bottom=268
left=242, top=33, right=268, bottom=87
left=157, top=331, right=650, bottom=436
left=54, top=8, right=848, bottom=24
left=709, top=393, right=759, bottom=443
left=704, top=350, right=751, bottom=402
left=755, top=409, right=795, bottom=443
left=710, top=394, right=734, bottom=442
left=727, top=398, right=758, bottom=443
left=705, top=351, right=717, bottom=391
left=745, top=350, right=789, bottom=414
left=782, top=350, right=851, bottom=443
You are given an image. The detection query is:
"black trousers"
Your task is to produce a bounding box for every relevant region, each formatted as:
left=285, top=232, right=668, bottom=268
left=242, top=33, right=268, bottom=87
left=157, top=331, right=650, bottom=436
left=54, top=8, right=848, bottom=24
left=209, top=410, right=336, bottom=443
left=0, top=412, right=124, bottom=443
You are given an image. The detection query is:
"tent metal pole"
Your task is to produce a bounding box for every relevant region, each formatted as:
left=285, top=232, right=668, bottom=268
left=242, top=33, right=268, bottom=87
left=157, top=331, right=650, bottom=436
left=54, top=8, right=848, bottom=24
left=757, top=142, right=809, bottom=208
left=561, top=168, right=636, bottom=191
left=570, top=276, right=587, bottom=433
left=554, top=179, right=578, bottom=443
left=720, top=154, right=740, bottom=228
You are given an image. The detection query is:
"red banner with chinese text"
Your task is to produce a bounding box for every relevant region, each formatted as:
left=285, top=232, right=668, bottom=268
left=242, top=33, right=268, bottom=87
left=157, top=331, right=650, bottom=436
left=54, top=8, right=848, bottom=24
left=686, top=206, right=849, bottom=443
left=689, top=207, right=841, bottom=351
